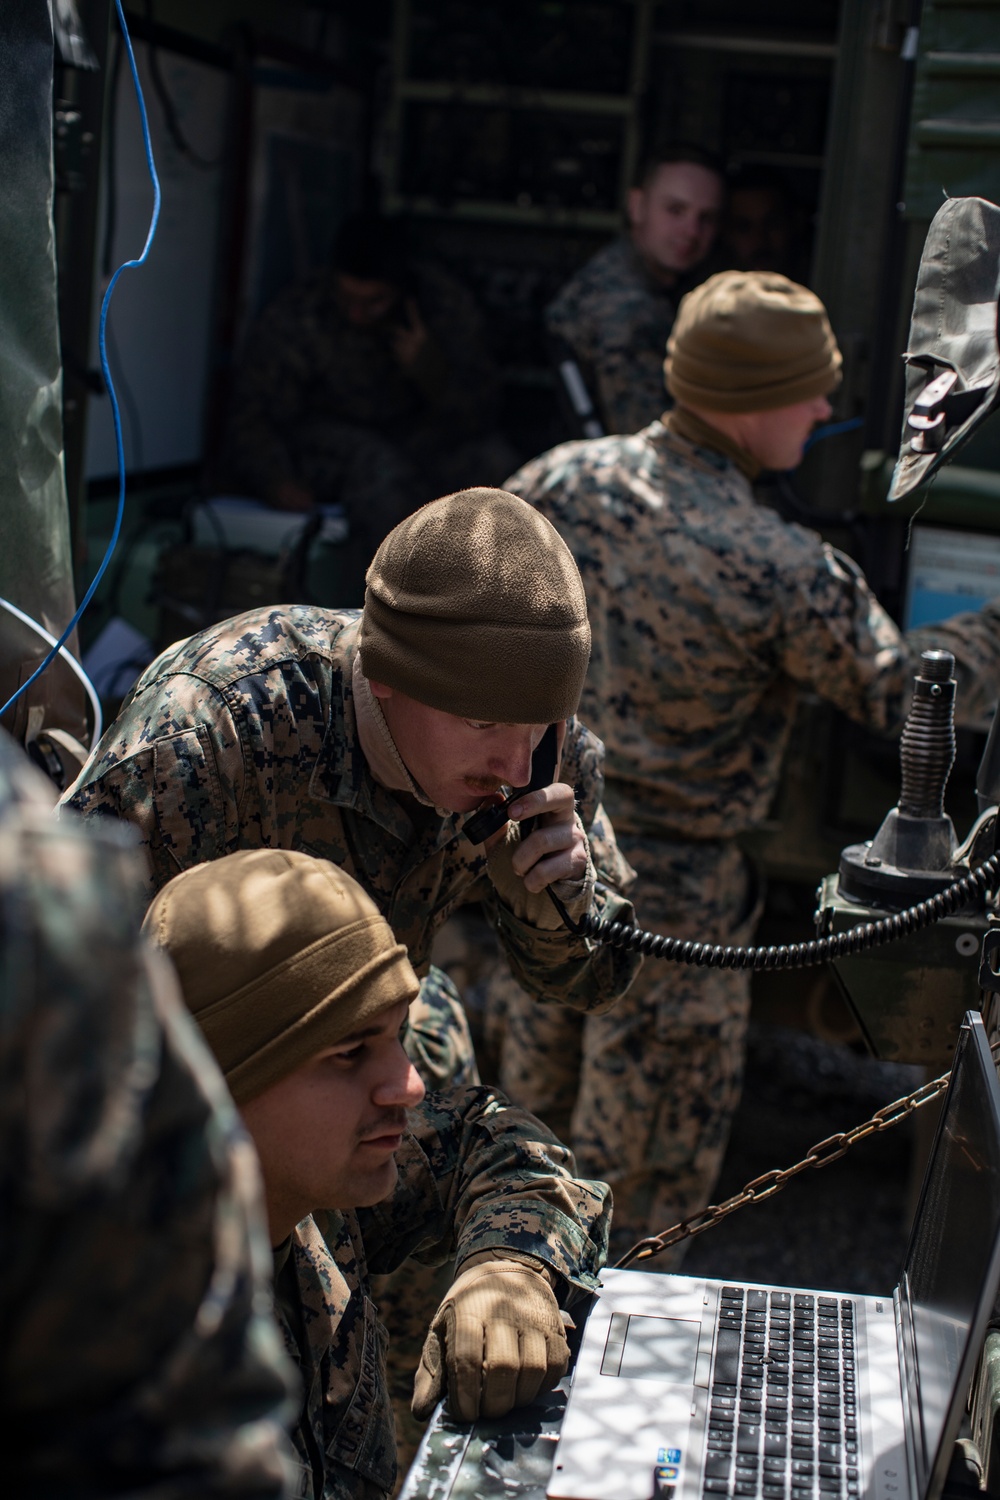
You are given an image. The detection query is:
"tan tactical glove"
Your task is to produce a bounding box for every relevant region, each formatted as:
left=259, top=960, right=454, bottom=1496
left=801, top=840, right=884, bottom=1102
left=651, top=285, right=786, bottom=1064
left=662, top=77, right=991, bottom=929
left=411, top=1251, right=570, bottom=1422
left=486, top=817, right=595, bottom=931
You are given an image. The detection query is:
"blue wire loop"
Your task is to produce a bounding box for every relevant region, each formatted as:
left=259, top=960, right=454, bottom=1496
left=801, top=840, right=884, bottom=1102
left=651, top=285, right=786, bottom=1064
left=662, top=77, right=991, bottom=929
left=804, top=416, right=863, bottom=452
left=0, top=0, right=160, bottom=726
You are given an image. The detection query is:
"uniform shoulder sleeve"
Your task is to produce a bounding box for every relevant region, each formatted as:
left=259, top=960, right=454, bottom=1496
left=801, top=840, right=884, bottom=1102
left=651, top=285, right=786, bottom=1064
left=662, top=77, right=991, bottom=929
left=60, top=668, right=244, bottom=894
left=763, top=529, right=923, bottom=734
left=357, top=1086, right=610, bottom=1298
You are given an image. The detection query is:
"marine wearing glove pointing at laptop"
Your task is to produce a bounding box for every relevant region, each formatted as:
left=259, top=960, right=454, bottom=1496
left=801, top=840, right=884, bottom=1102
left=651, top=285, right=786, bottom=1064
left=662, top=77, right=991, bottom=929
left=144, top=848, right=610, bottom=1500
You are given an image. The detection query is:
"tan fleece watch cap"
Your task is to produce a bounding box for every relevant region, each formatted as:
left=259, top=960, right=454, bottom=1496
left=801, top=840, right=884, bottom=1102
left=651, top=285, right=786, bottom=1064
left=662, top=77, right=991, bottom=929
left=359, top=487, right=591, bottom=724
left=665, top=270, right=842, bottom=413
left=142, top=849, right=420, bottom=1104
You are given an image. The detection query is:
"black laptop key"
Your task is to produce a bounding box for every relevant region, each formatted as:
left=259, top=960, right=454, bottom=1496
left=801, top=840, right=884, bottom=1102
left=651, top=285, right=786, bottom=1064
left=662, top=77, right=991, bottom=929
left=704, top=1479, right=731, bottom=1493
left=762, top=1484, right=786, bottom=1498
left=747, top=1289, right=768, bottom=1311
left=734, top=1481, right=757, bottom=1495
left=817, top=1444, right=841, bottom=1464
left=763, top=1433, right=787, bottom=1457
left=818, top=1477, right=840, bottom=1492
left=706, top=1455, right=733, bottom=1478
left=737, top=1425, right=761, bottom=1453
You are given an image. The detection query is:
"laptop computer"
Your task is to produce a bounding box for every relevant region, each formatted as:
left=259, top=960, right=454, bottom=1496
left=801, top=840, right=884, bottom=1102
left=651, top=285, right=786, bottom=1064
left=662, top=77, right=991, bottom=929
left=548, top=1011, right=1000, bottom=1500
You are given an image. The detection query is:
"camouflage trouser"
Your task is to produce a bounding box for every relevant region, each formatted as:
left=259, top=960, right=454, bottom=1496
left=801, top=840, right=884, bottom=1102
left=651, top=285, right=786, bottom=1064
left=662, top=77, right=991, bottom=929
left=374, top=964, right=480, bottom=1488
left=484, top=836, right=761, bottom=1269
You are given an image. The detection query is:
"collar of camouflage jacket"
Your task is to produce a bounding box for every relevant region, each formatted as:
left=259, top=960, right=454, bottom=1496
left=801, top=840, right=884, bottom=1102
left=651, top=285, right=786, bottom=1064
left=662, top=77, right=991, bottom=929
left=351, top=652, right=435, bottom=807
left=666, top=405, right=762, bottom=481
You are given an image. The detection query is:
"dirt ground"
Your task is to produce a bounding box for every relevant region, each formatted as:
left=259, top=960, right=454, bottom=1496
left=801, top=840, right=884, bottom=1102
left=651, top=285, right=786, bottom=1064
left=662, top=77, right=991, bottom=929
left=680, top=1022, right=931, bottom=1295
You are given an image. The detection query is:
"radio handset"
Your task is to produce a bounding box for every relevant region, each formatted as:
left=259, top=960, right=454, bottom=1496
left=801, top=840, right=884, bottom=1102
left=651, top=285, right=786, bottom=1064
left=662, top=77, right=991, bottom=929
left=463, top=723, right=560, bottom=847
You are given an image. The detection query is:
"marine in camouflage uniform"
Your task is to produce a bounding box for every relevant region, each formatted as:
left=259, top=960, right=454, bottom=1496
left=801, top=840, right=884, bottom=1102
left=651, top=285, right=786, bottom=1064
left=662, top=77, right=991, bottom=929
left=225, top=261, right=512, bottom=554
left=60, top=606, right=638, bottom=1083
left=546, top=237, right=683, bottom=437
left=145, top=846, right=611, bottom=1500
left=496, top=410, right=1000, bottom=1265
left=271, top=1086, right=609, bottom=1500
left=0, top=733, right=295, bottom=1496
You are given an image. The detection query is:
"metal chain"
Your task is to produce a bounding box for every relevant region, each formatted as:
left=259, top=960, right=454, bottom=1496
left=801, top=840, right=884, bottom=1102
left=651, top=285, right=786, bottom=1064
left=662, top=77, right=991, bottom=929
left=615, top=1056, right=974, bottom=1270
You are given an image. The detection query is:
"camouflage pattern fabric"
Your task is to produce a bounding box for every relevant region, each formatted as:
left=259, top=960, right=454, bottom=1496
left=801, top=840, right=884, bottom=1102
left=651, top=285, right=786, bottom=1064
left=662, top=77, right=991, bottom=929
left=0, top=733, right=295, bottom=1496
left=224, top=262, right=511, bottom=545
left=372, top=968, right=477, bottom=1480
left=545, top=237, right=678, bottom=436
left=270, top=1084, right=611, bottom=1500
left=486, top=837, right=761, bottom=1268
left=496, top=419, right=1000, bottom=1259
left=60, top=607, right=639, bottom=1019
left=404, top=963, right=480, bottom=1092
left=508, top=420, right=1000, bottom=843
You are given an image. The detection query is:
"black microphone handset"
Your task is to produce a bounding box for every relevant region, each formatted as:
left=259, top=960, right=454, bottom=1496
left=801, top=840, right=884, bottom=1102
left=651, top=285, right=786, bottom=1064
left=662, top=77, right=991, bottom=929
left=463, top=723, right=561, bottom=847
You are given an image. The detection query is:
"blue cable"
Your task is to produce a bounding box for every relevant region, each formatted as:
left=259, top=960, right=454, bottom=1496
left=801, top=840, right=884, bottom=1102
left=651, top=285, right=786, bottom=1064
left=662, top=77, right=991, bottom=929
left=804, top=416, right=863, bottom=452
left=0, top=0, right=160, bottom=726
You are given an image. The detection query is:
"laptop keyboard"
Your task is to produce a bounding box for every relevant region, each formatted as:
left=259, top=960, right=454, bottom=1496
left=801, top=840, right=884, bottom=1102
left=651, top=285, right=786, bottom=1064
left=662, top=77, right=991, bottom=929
left=702, top=1288, right=858, bottom=1500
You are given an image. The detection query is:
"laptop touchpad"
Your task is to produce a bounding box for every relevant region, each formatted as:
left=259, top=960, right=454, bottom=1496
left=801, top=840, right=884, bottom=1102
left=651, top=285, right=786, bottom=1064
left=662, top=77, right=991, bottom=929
left=601, top=1313, right=702, bottom=1383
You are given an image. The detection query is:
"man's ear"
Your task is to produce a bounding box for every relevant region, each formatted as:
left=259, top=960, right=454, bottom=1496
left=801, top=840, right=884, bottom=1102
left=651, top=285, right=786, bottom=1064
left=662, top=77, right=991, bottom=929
left=368, top=679, right=392, bottom=701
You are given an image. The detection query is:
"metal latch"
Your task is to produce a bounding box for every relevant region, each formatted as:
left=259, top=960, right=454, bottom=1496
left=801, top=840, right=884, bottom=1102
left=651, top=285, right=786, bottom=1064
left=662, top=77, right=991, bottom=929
left=908, top=368, right=959, bottom=452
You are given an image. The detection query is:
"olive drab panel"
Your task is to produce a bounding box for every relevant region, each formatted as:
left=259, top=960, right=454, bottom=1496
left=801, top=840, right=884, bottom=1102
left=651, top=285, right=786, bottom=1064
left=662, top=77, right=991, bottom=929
left=0, top=2, right=86, bottom=753
left=905, top=0, right=1000, bottom=220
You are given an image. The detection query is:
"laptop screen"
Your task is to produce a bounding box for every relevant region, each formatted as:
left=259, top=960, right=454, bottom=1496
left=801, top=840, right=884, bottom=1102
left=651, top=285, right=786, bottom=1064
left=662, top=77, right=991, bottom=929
left=902, top=524, right=1000, bottom=631
left=898, top=1016, right=1000, bottom=1500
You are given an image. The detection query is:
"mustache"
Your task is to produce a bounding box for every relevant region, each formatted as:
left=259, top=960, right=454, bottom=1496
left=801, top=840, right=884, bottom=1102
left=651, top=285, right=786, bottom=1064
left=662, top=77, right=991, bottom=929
left=464, top=775, right=506, bottom=795
left=358, top=1110, right=408, bottom=1143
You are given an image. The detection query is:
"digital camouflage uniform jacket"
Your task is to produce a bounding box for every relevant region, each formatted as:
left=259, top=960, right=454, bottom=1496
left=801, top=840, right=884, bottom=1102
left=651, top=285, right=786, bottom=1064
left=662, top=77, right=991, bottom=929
left=276, top=1085, right=610, bottom=1500
left=226, top=262, right=501, bottom=502
left=546, top=237, right=680, bottom=436
left=0, top=735, right=295, bottom=1498
left=506, top=420, right=1000, bottom=840
left=62, top=608, right=638, bottom=1012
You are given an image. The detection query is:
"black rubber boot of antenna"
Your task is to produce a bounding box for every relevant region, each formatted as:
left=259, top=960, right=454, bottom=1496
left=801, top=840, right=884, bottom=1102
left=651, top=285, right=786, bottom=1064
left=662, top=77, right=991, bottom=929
left=837, top=650, right=959, bottom=905
left=898, top=649, right=956, bottom=819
